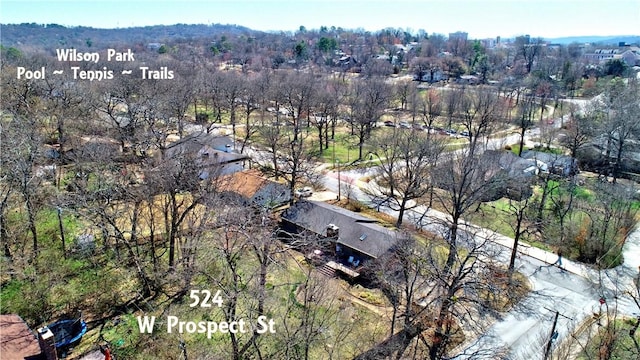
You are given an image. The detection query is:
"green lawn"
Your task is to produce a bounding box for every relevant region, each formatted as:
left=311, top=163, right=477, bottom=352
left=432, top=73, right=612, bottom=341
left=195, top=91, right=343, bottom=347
left=579, top=318, right=640, bottom=360
left=466, top=200, right=516, bottom=238
left=318, top=132, right=361, bottom=164
left=508, top=144, right=565, bottom=156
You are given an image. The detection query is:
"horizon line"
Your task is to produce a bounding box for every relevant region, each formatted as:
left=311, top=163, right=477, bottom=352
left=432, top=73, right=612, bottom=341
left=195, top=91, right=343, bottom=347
left=1, top=22, right=639, bottom=42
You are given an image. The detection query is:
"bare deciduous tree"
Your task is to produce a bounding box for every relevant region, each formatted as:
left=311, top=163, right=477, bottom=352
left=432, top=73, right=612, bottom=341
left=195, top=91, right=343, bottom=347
left=431, top=148, right=508, bottom=272
left=458, top=87, right=504, bottom=153
left=358, top=230, right=509, bottom=360
left=1, top=62, right=49, bottom=257
left=348, top=78, right=392, bottom=160
left=560, top=105, right=595, bottom=159
left=515, top=36, right=545, bottom=74
left=367, top=127, right=444, bottom=227
left=514, top=95, right=537, bottom=156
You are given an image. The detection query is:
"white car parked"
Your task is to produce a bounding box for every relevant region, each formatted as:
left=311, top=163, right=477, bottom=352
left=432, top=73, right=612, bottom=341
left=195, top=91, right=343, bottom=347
left=295, top=187, right=313, bottom=197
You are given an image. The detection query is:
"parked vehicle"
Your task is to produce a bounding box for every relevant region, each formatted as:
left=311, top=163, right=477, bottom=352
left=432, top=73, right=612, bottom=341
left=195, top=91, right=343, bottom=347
left=295, top=187, right=313, bottom=197
left=383, top=120, right=395, bottom=127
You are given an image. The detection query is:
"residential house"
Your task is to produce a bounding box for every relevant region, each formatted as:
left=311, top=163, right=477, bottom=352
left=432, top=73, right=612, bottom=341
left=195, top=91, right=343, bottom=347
left=334, top=54, right=358, bottom=70
left=164, top=132, right=248, bottom=179
left=281, top=200, right=400, bottom=278
left=619, top=48, right=640, bottom=67
left=482, top=150, right=545, bottom=177
left=219, top=169, right=291, bottom=209
left=477, top=150, right=539, bottom=200
left=393, top=43, right=414, bottom=53
left=414, top=69, right=448, bottom=83
left=0, top=314, right=51, bottom=360
left=583, top=46, right=640, bottom=67
left=65, top=135, right=123, bottom=163
left=577, top=136, right=640, bottom=176
left=521, top=150, right=579, bottom=177
left=457, top=74, right=480, bottom=85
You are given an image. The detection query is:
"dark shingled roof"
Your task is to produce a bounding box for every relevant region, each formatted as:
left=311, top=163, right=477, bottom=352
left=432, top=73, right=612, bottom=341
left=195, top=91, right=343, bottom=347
left=521, top=150, right=578, bottom=176
left=521, top=150, right=575, bottom=167
left=282, top=200, right=399, bottom=259
left=481, top=150, right=538, bottom=177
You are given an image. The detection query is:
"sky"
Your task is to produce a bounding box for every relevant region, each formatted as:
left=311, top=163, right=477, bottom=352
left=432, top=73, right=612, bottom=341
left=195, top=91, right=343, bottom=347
left=1, top=0, right=639, bottom=39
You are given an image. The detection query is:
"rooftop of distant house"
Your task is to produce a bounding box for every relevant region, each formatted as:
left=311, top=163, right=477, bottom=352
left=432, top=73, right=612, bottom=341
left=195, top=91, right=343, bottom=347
left=218, top=169, right=291, bottom=208
left=165, top=132, right=249, bottom=166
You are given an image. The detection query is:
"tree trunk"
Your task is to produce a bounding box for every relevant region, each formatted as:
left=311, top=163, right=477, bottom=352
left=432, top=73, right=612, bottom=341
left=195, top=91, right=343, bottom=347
left=537, top=176, right=551, bottom=225
left=0, top=193, right=11, bottom=260
left=57, top=208, right=66, bottom=259
left=358, top=125, right=366, bottom=160
left=396, top=197, right=408, bottom=228
left=1, top=216, right=10, bottom=259
left=509, top=216, right=523, bottom=272
left=613, top=140, right=624, bottom=183
left=168, top=192, right=178, bottom=269
left=446, top=218, right=459, bottom=272
left=25, top=196, right=38, bottom=256
left=318, top=126, right=324, bottom=152
left=518, top=126, right=526, bottom=157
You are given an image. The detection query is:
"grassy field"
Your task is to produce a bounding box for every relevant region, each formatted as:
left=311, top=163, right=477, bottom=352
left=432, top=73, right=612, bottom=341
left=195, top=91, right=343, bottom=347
left=1, top=199, right=393, bottom=359
left=578, top=318, right=640, bottom=360
left=463, top=178, right=638, bottom=268
left=88, top=248, right=391, bottom=359
left=507, top=143, right=565, bottom=156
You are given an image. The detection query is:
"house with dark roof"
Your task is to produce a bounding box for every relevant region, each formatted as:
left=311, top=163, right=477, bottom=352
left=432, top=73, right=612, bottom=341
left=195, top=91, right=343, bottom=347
left=434, top=150, right=537, bottom=202
left=578, top=136, right=640, bottom=176
left=164, top=132, right=248, bottom=179
left=482, top=150, right=541, bottom=177
left=478, top=150, right=540, bottom=200
left=521, top=150, right=579, bottom=177
left=281, top=200, right=400, bottom=277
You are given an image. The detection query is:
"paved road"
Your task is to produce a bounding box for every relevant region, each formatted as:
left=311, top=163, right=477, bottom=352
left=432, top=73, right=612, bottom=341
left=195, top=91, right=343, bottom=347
left=323, top=168, right=639, bottom=360
left=196, top=94, right=631, bottom=359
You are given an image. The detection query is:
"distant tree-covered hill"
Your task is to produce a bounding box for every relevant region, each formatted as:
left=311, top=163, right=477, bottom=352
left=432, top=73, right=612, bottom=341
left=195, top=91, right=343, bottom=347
left=544, top=35, right=640, bottom=45
left=0, top=23, right=258, bottom=49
